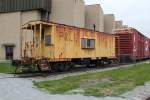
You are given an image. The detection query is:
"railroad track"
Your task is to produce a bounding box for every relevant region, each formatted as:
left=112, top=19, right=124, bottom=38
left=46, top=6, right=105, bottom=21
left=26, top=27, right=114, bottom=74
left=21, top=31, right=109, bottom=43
left=14, top=60, right=150, bottom=81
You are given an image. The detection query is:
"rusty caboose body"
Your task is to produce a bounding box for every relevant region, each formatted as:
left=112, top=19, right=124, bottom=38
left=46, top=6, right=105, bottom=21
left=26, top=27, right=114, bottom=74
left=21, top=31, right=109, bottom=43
left=14, top=21, right=117, bottom=71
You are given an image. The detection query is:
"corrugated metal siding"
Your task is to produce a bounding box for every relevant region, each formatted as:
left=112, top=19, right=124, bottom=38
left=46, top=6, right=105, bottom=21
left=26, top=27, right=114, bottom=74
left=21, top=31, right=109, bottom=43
left=0, top=0, right=51, bottom=13
left=149, top=39, right=150, bottom=57
left=114, top=28, right=150, bottom=62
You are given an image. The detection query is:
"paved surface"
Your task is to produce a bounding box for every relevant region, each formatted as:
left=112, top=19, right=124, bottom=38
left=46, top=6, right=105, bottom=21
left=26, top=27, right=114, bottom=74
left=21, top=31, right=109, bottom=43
left=122, top=81, right=150, bottom=100
left=1, top=74, right=150, bottom=100
left=0, top=75, right=126, bottom=100
left=0, top=62, right=150, bottom=100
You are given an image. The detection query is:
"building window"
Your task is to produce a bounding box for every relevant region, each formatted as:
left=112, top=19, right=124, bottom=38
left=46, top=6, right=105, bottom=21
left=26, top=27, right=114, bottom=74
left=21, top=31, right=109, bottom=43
left=45, top=35, right=51, bottom=46
left=81, top=38, right=95, bottom=49
left=5, top=46, right=14, bottom=60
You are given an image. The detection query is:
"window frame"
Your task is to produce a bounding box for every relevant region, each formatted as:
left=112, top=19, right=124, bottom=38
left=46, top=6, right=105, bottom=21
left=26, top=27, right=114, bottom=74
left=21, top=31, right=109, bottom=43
left=89, top=39, right=95, bottom=49
left=81, top=38, right=87, bottom=49
left=45, top=35, right=51, bottom=47
left=81, top=38, right=95, bottom=49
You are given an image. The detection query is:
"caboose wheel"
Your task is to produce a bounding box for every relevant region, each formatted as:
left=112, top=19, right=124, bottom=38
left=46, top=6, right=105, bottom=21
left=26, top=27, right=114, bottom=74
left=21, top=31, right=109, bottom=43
left=56, top=62, right=72, bottom=72
left=51, top=63, right=59, bottom=72
left=64, top=62, right=72, bottom=71
left=96, top=60, right=103, bottom=67
left=58, top=63, right=65, bottom=72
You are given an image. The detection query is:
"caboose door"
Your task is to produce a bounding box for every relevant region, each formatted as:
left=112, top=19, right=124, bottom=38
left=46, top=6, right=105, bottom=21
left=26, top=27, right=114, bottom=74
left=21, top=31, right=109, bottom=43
left=40, top=24, right=53, bottom=58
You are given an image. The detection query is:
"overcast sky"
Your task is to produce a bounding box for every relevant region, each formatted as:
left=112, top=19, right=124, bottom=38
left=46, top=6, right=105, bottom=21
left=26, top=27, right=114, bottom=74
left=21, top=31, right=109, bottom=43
left=85, top=0, right=150, bottom=38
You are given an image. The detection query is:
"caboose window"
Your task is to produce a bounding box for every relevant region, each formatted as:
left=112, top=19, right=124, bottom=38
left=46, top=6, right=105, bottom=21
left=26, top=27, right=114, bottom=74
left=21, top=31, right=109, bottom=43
left=87, top=39, right=91, bottom=48
left=90, top=39, right=95, bottom=48
left=81, top=38, right=86, bottom=48
left=45, top=35, right=51, bottom=46
left=81, top=38, right=95, bottom=49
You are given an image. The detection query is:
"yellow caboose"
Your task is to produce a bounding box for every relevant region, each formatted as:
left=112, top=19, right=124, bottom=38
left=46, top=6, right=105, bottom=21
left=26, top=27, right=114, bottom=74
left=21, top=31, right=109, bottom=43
left=21, top=20, right=117, bottom=71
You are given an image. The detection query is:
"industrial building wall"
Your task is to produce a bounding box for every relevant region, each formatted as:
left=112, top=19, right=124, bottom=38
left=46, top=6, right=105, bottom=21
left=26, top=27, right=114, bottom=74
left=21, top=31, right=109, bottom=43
left=21, top=10, right=41, bottom=25
left=104, top=14, right=115, bottom=34
left=0, top=12, right=21, bottom=60
left=50, top=0, right=85, bottom=28
left=0, top=0, right=52, bottom=13
left=73, top=0, right=85, bottom=28
left=0, top=0, right=86, bottom=60
left=21, top=10, right=41, bottom=42
left=85, top=4, right=104, bottom=32
left=123, top=25, right=128, bottom=28
left=0, top=10, right=41, bottom=60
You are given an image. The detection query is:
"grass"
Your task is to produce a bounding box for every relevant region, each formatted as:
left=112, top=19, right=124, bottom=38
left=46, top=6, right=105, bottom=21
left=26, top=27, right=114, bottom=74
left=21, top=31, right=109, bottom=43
left=34, top=63, right=150, bottom=97
left=0, top=63, right=15, bottom=73
left=0, top=62, right=39, bottom=74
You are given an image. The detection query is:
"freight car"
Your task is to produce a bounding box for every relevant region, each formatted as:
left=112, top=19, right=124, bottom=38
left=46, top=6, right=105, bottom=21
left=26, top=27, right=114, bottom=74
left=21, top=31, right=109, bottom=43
left=114, top=28, right=150, bottom=63
left=12, top=20, right=117, bottom=72
left=149, top=39, right=150, bottom=57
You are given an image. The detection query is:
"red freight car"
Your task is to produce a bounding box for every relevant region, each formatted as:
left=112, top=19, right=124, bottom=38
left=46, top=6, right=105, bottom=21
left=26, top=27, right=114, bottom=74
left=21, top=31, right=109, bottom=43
left=114, top=28, right=150, bottom=62
left=144, top=37, right=150, bottom=58
left=149, top=39, right=150, bottom=57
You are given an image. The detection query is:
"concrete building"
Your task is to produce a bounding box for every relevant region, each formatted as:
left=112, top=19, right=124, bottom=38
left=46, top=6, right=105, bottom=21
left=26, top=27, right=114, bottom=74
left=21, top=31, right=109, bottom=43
left=123, top=25, right=129, bottom=28
left=85, top=4, right=104, bottom=32
left=0, top=10, right=41, bottom=60
left=0, top=0, right=85, bottom=60
left=115, top=20, right=123, bottom=29
left=50, top=0, right=85, bottom=28
left=104, top=14, right=115, bottom=34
